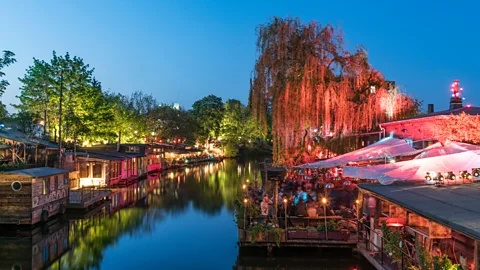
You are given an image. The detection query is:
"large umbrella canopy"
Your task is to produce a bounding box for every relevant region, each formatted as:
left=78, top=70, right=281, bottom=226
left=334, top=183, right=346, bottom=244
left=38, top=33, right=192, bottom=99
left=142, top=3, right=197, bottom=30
left=343, top=141, right=480, bottom=185
left=297, top=137, right=417, bottom=169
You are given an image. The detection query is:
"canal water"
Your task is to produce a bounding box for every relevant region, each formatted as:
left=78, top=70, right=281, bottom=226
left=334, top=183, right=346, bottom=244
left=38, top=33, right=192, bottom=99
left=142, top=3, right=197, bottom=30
left=0, top=159, right=373, bottom=270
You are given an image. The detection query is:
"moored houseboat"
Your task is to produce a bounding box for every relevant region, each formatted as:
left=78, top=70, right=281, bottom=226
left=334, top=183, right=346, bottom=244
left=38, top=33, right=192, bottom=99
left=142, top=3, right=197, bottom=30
left=0, top=167, right=71, bottom=225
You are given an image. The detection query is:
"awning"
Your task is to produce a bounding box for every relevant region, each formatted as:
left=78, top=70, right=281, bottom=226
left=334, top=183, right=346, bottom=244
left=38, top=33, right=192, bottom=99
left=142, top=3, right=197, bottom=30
left=296, top=137, right=416, bottom=169
left=344, top=141, right=480, bottom=185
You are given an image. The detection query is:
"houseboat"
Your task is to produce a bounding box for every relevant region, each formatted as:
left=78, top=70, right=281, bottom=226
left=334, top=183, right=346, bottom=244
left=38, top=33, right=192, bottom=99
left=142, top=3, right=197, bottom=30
left=0, top=167, right=71, bottom=225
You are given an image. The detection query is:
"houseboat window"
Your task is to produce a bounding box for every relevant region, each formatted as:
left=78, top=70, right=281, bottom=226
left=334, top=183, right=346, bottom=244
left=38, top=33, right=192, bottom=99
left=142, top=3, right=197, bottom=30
left=93, top=163, right=102, bottom=178
left=11, top=181, right=22, bottom=191
left=43, top=178, right=50, bottom=195
left=54, top=175, right=59, bottom=190
left=64, top=173, right=69, bottom=185
left=80, top=163, right=89, bottom=178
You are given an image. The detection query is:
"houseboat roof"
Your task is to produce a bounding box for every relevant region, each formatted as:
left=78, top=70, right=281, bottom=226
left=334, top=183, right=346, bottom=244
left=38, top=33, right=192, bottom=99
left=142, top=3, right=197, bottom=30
left=4, top=167, right=71, bottom=178
left=359, top=183, right=480, bottom=240
left=380, top=106, right=480, bottom=126
left=0, top=129, right=59, bottom=148
left=74, top=151, right=124, bottom=161
left=121, top=143, right=148, bottom=147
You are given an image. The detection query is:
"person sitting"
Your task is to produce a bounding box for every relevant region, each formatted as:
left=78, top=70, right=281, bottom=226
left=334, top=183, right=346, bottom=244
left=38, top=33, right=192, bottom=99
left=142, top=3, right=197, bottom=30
left=307, top=202, right=318, bottom=217
left=295, top=198, right=308, bottom=217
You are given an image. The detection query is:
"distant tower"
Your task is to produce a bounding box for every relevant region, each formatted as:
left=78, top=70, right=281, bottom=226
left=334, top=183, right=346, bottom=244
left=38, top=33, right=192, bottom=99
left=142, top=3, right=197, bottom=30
left=449, top=80, right=463, bottom=110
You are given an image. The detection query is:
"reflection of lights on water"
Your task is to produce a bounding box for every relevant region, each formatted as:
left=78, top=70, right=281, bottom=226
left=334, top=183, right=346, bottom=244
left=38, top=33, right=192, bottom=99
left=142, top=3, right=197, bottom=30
left=169, top=172, right=174, bottom=179
left=248, top=163, right=251, bottom=173
left=185, top=168, right=190, bottom=174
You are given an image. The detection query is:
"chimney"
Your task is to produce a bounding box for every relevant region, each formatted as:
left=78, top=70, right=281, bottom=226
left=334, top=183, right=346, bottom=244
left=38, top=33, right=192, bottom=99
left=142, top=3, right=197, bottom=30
left=427, top=104, right=434, bottom=114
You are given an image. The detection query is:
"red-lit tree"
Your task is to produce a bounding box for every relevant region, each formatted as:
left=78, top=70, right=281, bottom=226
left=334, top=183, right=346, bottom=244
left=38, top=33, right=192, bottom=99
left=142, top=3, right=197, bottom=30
left=435, top=112, right=480, bottom=144
left=249, top=18, right=420, bottom=165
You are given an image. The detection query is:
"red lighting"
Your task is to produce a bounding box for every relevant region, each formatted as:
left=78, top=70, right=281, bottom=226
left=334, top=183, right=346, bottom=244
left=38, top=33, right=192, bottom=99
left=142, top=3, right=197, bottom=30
left=467, top=104, right=472, bottom=108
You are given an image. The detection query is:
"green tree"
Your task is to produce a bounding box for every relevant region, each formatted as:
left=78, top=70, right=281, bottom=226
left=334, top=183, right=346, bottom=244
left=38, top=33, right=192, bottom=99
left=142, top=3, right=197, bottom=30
left=0, top=50, right=16, bottom=119
left=191, top=95, right=224, bottom=143
left=150, top=104, right=198, bottom=143
left=16, top=51, right=115, bottom=144
left=16, top=58, right=53, bottom=136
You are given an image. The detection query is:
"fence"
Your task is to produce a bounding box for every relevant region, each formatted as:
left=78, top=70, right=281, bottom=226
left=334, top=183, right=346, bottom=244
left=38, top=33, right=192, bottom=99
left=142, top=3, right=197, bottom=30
left=69, top=188, right=110, bottom=205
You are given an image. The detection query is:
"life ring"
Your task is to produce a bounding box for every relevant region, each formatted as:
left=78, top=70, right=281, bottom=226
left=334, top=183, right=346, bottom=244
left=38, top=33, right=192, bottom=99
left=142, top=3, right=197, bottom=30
left=40, top=210, right=49, bottom=223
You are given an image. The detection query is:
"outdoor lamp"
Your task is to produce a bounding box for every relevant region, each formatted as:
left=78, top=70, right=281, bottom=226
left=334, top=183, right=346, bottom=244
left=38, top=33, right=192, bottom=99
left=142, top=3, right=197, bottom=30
left=246, top=179, right=250, bottom=183
left=425, top=172, right=432, bottom=181
left=355, top=199, right=360, bottom=204
left=243, top=197, right=248, bottom=204
left=242, top=184, right=246, bottom=190
left=283, top=198, right=288, bottom=204
left=473, top=168, right=480, bottom=177
left=321, top=197, right=327, bottom=204
left=447, top=171, right=456, bottom=180
left=438, top=173, right=445, bottom=182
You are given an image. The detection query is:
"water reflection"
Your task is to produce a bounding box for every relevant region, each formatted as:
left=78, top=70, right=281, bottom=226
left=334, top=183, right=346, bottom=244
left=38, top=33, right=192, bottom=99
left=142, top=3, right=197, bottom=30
left=0, top=159, right=372, bottom=270
left=34, top=159, right=251, bottom=269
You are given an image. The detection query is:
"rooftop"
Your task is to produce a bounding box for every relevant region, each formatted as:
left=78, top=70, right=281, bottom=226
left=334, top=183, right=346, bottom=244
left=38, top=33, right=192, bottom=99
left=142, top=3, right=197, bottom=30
left=4, top=167, right=71, bottom=178
left=381, top=106, right=480, bottom=125
left=0, top=129, right=58, bottom=148
left=359, top=183, right=480, bottom=240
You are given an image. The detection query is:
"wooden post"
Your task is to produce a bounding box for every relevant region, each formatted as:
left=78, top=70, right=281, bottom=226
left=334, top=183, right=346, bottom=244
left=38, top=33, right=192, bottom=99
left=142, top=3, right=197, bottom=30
left=73, top=129, right=77, bottom=161
left=45, top=148, right=48, bottom=167
left=35, top=146, right=38, bottom=166
left=274, top=178, right=278, bottom=219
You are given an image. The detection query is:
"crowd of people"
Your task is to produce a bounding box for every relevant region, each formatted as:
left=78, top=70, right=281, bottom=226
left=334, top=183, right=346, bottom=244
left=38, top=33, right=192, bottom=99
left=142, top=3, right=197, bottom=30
left=245, top=169, right=358, bottom=221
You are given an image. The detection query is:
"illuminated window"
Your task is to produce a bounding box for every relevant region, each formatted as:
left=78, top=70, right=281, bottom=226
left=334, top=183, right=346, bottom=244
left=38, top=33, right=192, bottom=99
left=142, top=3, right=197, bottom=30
left=93, top=163, right=102, bottom=178
left=79, top=163, right=89, bottom=178
left=370, top=86, right=376, bottom=93
left=42, top=178, right=50, bottom=195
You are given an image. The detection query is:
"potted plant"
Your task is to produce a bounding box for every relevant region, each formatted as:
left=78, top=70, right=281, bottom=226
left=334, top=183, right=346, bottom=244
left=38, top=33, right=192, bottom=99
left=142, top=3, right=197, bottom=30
left=316, top=220, right=350, bottom=241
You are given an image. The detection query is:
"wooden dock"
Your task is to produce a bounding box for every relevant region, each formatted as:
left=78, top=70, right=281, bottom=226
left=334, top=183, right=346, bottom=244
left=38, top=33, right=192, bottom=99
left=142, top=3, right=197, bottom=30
left=68, top=188, right=111, bottom=209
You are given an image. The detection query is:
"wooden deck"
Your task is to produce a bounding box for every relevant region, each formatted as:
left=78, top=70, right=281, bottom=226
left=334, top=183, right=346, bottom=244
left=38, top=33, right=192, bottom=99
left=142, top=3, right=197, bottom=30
left=68, top=188, right=111, bottom=209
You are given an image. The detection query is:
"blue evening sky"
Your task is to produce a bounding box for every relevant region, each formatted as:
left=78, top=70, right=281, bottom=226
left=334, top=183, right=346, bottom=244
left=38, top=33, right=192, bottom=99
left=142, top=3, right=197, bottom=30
left=1, top=0, right=478, bottom=112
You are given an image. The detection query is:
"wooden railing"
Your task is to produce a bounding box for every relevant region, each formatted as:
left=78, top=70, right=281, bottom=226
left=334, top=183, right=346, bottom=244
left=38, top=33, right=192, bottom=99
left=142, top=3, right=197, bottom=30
left=69, top=188, right=110, bottom=205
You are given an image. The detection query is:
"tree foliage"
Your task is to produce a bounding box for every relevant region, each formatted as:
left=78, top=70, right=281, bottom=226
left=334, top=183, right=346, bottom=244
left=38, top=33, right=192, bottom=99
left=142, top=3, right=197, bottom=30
left=435, top=112, right=480, bottom=144
left=191, top=94, right=224, bottom=143
left=249, top=17, right=421, bottom=165
left=0, top=50, right=16, bottom=119
left=150, top=104, right=198, bottom=143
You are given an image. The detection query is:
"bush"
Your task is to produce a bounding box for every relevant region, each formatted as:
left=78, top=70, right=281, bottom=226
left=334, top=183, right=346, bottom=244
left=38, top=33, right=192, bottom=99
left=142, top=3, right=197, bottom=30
left=223, top=142, right=239, bottom=157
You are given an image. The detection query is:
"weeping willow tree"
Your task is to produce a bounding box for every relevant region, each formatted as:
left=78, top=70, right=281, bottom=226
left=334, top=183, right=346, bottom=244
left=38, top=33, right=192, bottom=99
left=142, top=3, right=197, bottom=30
left=250, top=18, right=421, bottom=166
